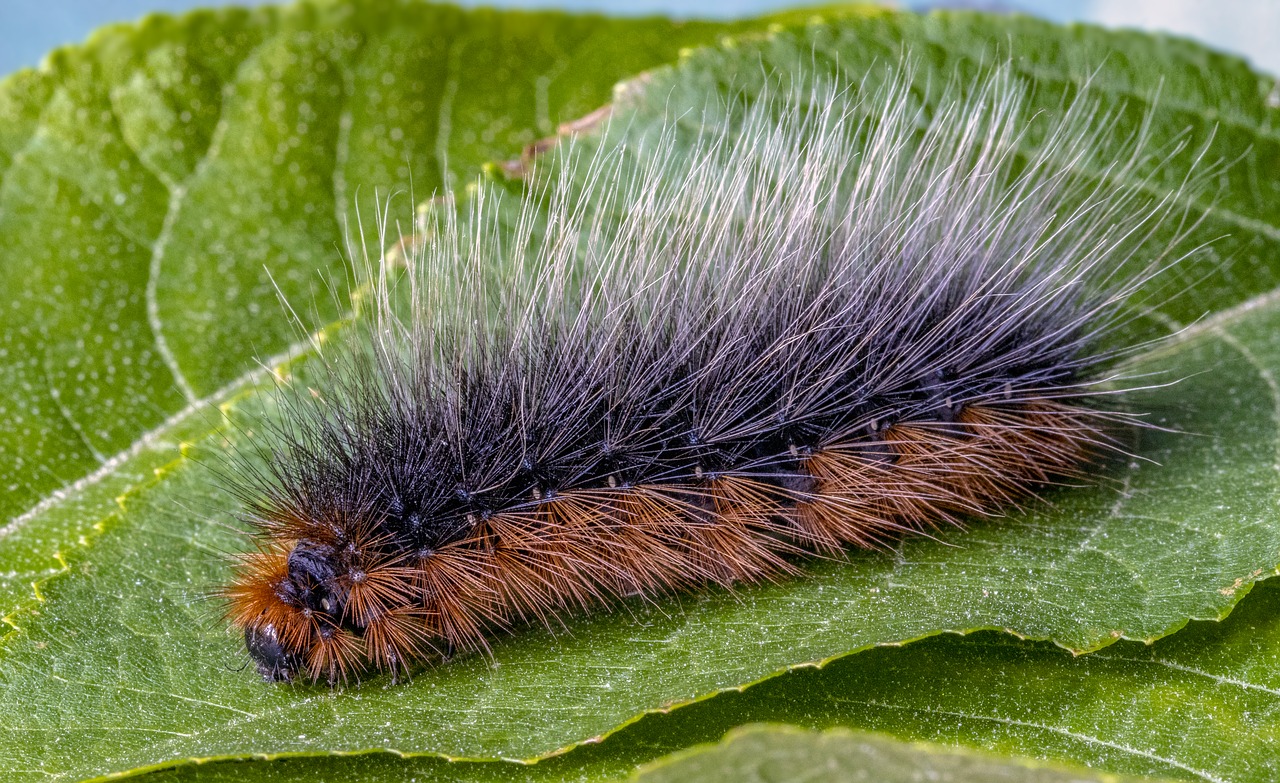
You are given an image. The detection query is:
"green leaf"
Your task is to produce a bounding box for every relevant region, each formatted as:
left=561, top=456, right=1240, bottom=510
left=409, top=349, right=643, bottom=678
left=608, top=573, right=1280, bottom=783
left=119, top=573, right=1280, bottom=782
left=9, top=266, right=1279, bottom=783
left=630, top=725, right=1167, bottom=783
left=2, top=3, right=1279, bottom=782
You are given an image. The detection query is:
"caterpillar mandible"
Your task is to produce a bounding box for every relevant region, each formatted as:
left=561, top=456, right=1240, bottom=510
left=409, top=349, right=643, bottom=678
left=221, top=62, right=1197, bottom=685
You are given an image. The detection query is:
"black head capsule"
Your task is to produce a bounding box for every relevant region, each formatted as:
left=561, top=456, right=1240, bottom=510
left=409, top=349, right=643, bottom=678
left=245, top=624, right=301, bottom=683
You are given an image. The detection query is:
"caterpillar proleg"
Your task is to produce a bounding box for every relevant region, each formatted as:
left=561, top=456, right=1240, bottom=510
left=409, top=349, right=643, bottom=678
left=222, top=63, right=1196, bottom=685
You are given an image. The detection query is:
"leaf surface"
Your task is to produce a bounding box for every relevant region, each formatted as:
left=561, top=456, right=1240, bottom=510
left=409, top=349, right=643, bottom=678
left=129, top=574, right=1280, bottom=782
left=630, top=725, right=1167, bottom=783
left=0, top=3, right=1278, bottom=782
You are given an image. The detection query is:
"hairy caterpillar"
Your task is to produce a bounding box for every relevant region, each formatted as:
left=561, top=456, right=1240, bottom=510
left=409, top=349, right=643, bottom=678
left=221, top=63, right=1194, bottom=685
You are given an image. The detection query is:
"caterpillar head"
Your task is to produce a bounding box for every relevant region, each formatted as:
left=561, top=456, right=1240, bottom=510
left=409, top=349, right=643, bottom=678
left=224, top=535, right=420, bottom=684
left=243, top=622, right=302, bottom=683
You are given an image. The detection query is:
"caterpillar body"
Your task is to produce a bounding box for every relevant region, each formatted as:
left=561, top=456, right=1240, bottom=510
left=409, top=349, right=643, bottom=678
left=222, top=64, right=1191, bottom=684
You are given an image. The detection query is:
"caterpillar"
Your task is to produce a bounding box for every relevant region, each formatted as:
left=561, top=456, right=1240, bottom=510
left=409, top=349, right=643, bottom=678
left=221, top=63, right=1195, bottom=685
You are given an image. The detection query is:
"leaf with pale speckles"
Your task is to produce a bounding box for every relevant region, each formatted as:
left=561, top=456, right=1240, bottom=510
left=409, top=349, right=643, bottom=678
left=1, top=3, right=1279, bottom=782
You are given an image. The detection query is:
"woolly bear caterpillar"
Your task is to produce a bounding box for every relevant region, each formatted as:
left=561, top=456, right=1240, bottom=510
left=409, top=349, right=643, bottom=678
left=221, top=63, right=1196, bottom=685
